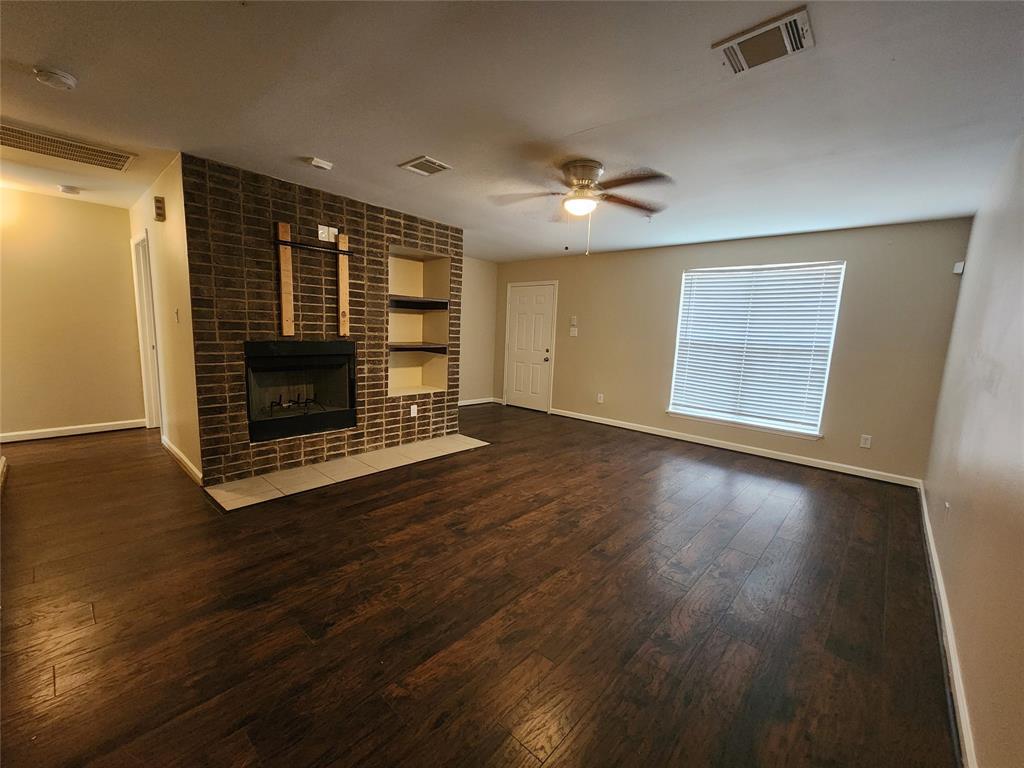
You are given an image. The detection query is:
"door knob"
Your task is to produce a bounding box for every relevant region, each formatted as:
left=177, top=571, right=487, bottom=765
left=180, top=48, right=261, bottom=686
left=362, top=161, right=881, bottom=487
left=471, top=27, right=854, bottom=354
left=544, top=356, right=550, bottom=362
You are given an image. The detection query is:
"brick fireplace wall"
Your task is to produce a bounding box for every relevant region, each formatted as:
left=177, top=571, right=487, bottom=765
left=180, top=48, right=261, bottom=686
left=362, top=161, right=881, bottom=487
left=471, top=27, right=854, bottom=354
left=181, top=155, right=462, bottom=486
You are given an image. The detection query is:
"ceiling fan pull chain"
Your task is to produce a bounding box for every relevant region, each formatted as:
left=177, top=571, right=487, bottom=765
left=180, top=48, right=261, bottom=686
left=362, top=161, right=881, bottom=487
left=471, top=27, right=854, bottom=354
left=563, top=206, right=570, bottom=252
left=586, top=210, right=592, bottom=256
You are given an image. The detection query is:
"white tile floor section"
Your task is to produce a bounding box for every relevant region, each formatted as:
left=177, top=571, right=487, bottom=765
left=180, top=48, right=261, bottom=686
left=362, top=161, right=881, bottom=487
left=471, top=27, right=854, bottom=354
left=206, top=434, right=489, bottom=510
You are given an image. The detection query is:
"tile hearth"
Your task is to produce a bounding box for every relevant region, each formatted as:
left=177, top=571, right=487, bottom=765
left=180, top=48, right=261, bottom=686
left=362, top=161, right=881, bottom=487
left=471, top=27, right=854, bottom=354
left=206, top=433, right=488, bottom=510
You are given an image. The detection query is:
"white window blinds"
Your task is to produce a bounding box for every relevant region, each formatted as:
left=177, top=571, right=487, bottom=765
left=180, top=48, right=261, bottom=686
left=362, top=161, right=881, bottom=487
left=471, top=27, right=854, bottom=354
left=669, top=261, right=846, bottom=436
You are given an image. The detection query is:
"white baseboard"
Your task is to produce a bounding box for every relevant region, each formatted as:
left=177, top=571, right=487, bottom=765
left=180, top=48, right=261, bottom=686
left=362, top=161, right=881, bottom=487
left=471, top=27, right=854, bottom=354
left=161, top=436, right=203, bottom=485
left=918, top=486, right=977, bottom=768
left=458, top=397, right=504, bottom=406
left=549, top=408, right=921, bottom=487
left=0, top=419, right=146, bottom=443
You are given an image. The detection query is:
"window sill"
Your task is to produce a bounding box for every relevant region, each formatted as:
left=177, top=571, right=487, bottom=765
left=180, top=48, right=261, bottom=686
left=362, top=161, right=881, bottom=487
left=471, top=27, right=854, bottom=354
left=665, top=409, right=823, bottom=441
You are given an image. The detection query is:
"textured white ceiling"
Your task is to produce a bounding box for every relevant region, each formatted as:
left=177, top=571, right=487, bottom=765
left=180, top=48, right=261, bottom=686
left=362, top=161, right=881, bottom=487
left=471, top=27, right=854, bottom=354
left=2, top=1, right=1021, bottom=260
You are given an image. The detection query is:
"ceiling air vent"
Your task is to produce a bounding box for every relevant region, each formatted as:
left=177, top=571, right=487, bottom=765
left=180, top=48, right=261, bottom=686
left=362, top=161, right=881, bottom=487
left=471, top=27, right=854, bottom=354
left=713, top=6, right=814, bottom=75
left=0, top=123, right=136, bottom=171
left=399, top=155, right=451, bottom=176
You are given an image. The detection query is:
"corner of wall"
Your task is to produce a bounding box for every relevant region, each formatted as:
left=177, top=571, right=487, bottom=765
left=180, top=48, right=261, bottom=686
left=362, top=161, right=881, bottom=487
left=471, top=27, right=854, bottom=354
left=458, top=255, right=500, bottom=402
left=920, top=133, right=1024, bottom=768
left=129, top=154, right=202, bottom=478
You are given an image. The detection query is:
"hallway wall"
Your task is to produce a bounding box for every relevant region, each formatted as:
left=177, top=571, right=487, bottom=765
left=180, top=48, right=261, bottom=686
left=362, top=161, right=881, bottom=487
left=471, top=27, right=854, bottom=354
left=1, top=188, right=144, bottom=440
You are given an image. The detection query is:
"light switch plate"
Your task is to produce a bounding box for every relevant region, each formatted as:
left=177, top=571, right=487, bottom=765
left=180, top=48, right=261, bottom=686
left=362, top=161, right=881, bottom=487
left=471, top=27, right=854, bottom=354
left=569, top=327, right=578, bottom=337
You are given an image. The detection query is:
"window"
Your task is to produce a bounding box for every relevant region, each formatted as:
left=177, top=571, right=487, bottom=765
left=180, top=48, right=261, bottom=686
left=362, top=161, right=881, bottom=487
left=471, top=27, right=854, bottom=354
left=669, top=261, right=846, bottom=437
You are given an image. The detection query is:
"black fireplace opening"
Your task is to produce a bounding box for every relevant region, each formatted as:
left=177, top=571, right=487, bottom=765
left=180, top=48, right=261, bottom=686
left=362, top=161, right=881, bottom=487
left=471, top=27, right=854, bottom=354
left=244, top=340, right=356, bottom=442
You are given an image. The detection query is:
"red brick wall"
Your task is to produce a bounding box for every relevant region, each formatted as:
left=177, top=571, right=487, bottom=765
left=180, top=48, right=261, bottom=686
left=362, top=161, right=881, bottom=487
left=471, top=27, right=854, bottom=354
left=181, top=155, right=462, bottom=486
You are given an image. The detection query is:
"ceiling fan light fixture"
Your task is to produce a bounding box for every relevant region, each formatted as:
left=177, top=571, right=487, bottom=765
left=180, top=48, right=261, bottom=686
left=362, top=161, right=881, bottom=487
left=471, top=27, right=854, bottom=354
left=563, top=191, right=597, bottom=217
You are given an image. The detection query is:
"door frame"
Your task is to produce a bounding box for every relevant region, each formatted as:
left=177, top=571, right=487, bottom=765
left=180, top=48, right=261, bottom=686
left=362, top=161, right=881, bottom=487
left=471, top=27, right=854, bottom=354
left=131, top=231, right=164, bottom=432
left=502, top=280, right=559, bottom=413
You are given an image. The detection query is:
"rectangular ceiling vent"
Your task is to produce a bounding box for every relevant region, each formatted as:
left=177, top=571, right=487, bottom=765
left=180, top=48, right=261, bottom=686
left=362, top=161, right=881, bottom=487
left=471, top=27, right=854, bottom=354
left=712, top=6, right=814, bottom=75
left=0, top=123, right=136, bottom=171
left=399, top=155, right=451, bottom=176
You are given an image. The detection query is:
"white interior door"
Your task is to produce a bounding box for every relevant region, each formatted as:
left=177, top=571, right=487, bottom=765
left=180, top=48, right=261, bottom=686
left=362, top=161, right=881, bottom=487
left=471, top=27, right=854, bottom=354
left=504, top=282, right=556, bottom=411
left=133, top=234, right=163, bottom=431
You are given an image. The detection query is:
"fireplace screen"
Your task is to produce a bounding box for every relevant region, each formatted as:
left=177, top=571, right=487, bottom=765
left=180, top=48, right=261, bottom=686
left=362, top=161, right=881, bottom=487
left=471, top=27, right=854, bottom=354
left=244, top=340, right=356, bottom=442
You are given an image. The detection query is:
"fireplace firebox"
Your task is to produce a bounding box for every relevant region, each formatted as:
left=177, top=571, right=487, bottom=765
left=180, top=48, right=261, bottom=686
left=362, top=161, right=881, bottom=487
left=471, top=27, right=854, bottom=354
left=243, top=340, right=356, bottom=442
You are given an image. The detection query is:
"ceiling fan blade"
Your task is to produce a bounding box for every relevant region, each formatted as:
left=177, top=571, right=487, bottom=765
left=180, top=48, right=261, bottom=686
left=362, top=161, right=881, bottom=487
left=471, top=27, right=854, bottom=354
left=491, top=191, right=562, bottom=206
left=600, top=194, right=665, bottom=215
left=598, top=169, right=671, bottom=191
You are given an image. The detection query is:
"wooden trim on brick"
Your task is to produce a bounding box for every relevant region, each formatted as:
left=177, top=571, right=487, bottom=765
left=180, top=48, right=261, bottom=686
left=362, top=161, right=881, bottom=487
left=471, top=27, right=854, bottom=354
left=277, top=222, right=295, bottom=336
left=338, top=232, right=350, bottom=336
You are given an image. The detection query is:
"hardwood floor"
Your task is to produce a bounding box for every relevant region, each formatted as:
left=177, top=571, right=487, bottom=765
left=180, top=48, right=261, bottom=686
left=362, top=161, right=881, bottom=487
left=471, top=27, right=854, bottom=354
left=1, top=405, right=957, bottom=767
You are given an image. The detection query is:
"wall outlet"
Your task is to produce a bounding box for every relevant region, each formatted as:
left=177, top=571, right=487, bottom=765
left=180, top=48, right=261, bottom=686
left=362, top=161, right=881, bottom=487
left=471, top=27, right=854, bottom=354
left=410, top=404, right=418, bottom=417
left=569, top=327, right=578, bottom=337
left=597, top=393, right=604, bottom=404
left=859, top=434, right=872, bottom=449
left=318, top=224, right=339, bottom=242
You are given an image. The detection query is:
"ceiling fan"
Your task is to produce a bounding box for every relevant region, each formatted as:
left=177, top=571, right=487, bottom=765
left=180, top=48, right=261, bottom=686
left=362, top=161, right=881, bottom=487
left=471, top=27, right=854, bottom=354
left=501, top=158, right=671, bottom=217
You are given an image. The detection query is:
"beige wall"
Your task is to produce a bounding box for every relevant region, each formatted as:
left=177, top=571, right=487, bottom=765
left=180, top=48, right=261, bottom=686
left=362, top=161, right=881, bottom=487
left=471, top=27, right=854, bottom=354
left=128, top=156, right=201, bottom=479
left=924, top=138, right=1023, bottom=768
left=495, top=218, right=971, bottom=480
left=1, top=188, right=144, bottom=436
left=459, top=256, right=498, bottom=402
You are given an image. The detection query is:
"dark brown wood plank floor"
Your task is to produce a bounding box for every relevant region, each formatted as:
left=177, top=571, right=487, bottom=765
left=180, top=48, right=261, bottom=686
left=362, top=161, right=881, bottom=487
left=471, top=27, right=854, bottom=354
left=1, top=405, right=957, bottom=767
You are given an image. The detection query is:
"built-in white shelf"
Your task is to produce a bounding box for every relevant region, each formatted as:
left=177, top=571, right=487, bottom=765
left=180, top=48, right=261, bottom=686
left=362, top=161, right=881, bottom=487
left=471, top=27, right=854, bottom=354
left=388, top=341, right=448, bottom=354
left=387, top=384, right=447, bottom=397
left=389, top=295, right=449, bottom=311
left=387, top=244, right=451, bottom=398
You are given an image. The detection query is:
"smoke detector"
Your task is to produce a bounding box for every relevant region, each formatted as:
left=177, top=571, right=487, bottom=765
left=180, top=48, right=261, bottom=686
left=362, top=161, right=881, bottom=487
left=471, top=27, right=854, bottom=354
left=399, top=155, right=451, bottom=176
left=713, top=6, right=814, bottom=75
left=33, top=67, right=78, bottom=91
